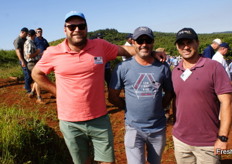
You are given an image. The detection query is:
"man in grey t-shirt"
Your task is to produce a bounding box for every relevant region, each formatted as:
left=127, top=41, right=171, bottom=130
left=109, top=26, right=174, bottom=164
left=13, top=27, right=33, bottom=93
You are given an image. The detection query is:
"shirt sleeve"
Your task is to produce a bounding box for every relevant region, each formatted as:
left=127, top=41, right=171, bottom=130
left=24, top=41, right=32, bottom=61
left=100, top=39, right=118, bottom=62
left=213, top=62, right=232, bottom=95
left=163, top=62, right=174, bottom=92
left=13, top=38, right=20, bottom=49
left=109, top=62, right=124, bottom=90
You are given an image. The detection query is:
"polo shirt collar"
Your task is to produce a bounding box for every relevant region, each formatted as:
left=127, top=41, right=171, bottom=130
left=177, top=55, right=206, bottom=71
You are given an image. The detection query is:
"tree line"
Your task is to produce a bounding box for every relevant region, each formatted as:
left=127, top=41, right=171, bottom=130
left=50, top=28, right=232, bottom=59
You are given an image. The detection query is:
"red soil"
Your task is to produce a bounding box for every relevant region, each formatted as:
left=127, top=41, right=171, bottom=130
left=0, top=78, right=231, bottom=163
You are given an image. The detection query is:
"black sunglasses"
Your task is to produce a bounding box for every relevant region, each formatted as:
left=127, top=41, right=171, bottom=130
left=136, top=38, right=153, bottom=44
left=65, top=23, right=87, bottom=31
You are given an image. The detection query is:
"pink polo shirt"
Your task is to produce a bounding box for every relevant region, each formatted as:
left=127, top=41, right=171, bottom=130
left=35, top=39, right=118, bottom=121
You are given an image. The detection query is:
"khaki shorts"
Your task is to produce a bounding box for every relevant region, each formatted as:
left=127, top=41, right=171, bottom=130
left=173, top=136, right=220, bottom=164
left=59, top=115, right=115, bottom=163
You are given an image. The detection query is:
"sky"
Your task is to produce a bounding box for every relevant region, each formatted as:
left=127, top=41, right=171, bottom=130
left=1, top=0, right=232, bottom=50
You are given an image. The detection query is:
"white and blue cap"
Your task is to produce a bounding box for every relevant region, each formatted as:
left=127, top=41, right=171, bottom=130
left=64, top=11, right=85, bottom=22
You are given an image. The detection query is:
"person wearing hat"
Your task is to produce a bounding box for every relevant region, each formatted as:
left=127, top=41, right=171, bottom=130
left=202, top=38, right=222, bottom=59
left=212, top=42, right=231, bottom=81
left=24, top=29, right=45, bottom=104
left=31, top=11, right=166, bottom=164
left=229, top=60, right=232, bottom=80
left=13, top=27, right=33, bottom=93
left=109, top=26, right=174, bottom=164
left=172, top=28, right=232, bottom=164
left=122, top=33, right=133, bottom=61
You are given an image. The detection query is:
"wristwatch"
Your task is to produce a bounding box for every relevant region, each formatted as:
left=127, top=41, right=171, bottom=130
left=218, top=135, right=228, bottom=142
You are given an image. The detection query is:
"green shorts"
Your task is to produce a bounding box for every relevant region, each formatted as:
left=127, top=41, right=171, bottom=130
left=59, top=114, right=115, bottom=163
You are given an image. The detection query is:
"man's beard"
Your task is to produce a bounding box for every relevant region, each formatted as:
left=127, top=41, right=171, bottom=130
left=68, top=37, right=87, bottom=47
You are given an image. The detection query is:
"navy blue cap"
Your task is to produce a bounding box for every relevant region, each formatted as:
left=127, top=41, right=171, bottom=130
left=126, top=33, right=133, bottom=39
left=28, top=29, right=36, bottom=36
left=21, top=27, right=28, bottom=33
left=65, top=11, right=85, bottom=22
left=175, top=28, right=198, bottom=43
left=219, top=42, right=231, bottom=50
left=132, top=26, right=154, bottom=40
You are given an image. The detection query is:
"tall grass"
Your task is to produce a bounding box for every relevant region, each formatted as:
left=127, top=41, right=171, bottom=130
left=0, top=49, right=71, bottom=163
left=0, top=105, right=71, bottom=164
left=0, top=50, right=23, bottom=79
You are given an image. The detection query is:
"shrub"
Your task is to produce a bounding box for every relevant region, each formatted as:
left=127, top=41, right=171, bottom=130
left=0, top=105, right=71, bottom=163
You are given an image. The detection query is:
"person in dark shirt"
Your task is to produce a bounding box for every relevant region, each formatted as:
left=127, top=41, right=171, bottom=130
left=202, top=38, right=221, bottom=58
left=34, top=27, right=49, bottom=59
left=13, top=27, right=33, bottom=94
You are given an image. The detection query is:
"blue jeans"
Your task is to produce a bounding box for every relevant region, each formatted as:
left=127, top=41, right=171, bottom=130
left=20, top=62, right=32, bottom=93
left=124, top=125, right=166, bottom=164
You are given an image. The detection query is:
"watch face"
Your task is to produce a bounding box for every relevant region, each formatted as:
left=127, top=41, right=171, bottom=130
left=218, top=136, right=228, bottom=142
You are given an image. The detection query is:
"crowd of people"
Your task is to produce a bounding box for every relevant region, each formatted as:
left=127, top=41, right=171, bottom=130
left=13, top=10, right=232, bottom=164
left=13, top=27, right=49, bottom=104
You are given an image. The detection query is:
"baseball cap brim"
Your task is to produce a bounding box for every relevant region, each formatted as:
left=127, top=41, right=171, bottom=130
left=175, top=35, right=196, bottom=44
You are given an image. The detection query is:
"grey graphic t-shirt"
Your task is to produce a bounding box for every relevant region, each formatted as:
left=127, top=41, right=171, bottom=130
left=110, top=57, right=173, bottom=133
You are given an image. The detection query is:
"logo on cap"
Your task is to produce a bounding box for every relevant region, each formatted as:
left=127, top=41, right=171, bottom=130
left=178, top=30, right=192, bottom=35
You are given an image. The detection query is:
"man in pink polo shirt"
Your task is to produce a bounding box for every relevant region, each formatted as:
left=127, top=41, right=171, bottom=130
left=172, top=28, right=232, bottom=164
left=32, top=11, right=165, bottom=164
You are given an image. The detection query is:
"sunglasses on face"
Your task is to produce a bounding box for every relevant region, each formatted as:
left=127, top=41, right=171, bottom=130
left=36, top=31, right=42, bottom=34
left=136, top=38, right=154, bottom=44
left=176, top=39, right=194, bottom=48
left=65, top=23, right=87, bottom=31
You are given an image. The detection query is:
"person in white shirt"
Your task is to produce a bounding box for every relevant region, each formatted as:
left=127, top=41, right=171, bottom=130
left=229, top=60, right=232, bottom=80
left=212, top=42, right=231, bottom=80
left=122, top=33, right=133, bottom=61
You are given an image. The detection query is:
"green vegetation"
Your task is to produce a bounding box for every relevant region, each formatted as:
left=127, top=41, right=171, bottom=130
left=49, top=29, right=232, bottom=60
left=0, top=50, right=23, bottom=79
left=0, top=105, right=70, bottom=164
left=1, top=29, right=231, bottom=78
left=49, top=29, right=232, bottom=70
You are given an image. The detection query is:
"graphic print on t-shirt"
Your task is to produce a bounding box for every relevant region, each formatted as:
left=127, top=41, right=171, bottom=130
left=133, top=73, right=160, bottom=99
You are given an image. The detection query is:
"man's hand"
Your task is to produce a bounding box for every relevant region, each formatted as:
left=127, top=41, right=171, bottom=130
left=214, top=139, right=228, bottom=155
left=108, top=88, right=125, bottom=109
left=21, top=60, right=26, bottom=67
left=26, top=54, right=30, bottom=59
left=154, top=51, right=166, bottom=62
